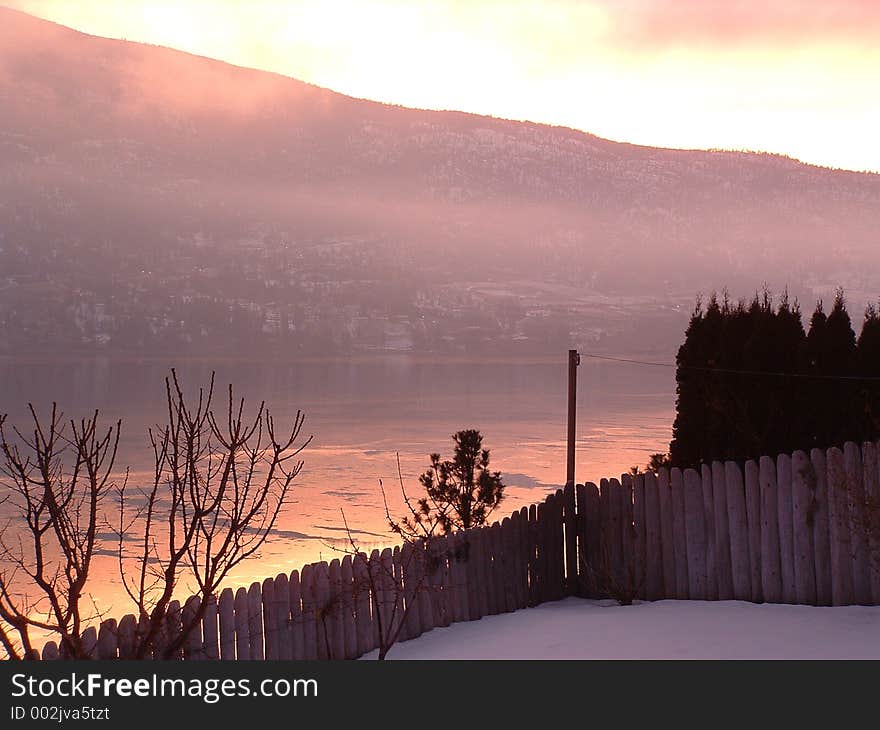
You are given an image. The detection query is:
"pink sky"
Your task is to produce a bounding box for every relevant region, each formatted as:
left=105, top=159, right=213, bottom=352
left=7, top=0, right=880, bottom=172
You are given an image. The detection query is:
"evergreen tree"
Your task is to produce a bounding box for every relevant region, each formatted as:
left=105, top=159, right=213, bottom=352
left=799, top=300, right=830, bottom=448
left=669, top=287, right=880, bottom=465
left=720, top=295, right=762, bottom=458
left=388, top=429, right=505, bottom=537
left=766, top=293, right=806, bottom=453
left=856, top=303, right=880, bottom=440
left=823, top=290, right=857, bottom=446
left=670, top=297, right=716, bottom=466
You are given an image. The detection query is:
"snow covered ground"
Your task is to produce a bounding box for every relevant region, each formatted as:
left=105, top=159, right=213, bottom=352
left=363, top=598, right=880, bottom=659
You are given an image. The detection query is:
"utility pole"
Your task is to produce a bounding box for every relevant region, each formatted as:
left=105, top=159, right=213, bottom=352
left=566, top=349, right=580, bottom=488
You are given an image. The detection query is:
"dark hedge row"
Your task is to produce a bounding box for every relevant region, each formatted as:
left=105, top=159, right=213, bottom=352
left=669, top=289, right=880, bottom=467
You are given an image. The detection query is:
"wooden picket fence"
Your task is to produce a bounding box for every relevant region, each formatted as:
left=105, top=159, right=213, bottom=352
left=39, top=440, right=880, bottom=660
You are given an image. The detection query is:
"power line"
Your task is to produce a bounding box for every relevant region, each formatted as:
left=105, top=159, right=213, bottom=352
left=579, top=351, right=880, bottom=382
left=579, top=352, right=675, bottom=369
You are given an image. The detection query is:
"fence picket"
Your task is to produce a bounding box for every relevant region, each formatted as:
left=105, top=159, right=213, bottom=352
left=340, top=555, right=358, bottom=658
left=643, top=472, right=663, bottom=600
left=501, top=517, right=516, bottom=612
left=416, top=540, right=436, bottom=633
left=683, top=468, right=708, bottom=599
left=219, top=588, right=235, bottom=660
left=182, top=596, right=202, bottom=660
left=574, top=484, right=587, bottom=596
left=447, top=533, right=466, bottom=623
left=670, top=468, right=689, bottom=599
left=289, top=570, right=306, bottom=660
left=726, top=461, right=752, bottom=601
left=535, top=501, right=548, bottom=603
left=864, top=442, right=880, bottom=604
left=138, top=616, right=152, bottom=660
left=368, top=550, right=384, bottom=647
left=391, top=546, right=406, bottom=641
left=273, top=574, right=291, bottom=660
left=463, top=529, right=480, bottom=619
left=299, top=564, right=318, bottom=660
left=551, top=490, right=564, bottom=600
left=436, top=537, right=453, bottom=626
left=605, top=480, right=622, bottom=594
left=845, top=442, right=872, bottom=604
left=758, top=456, right=782, bottom=604
left=181, top=596, right=201, bottom=661
left=517, top=508, right=529, bottom=608
left=523, top=503, right=535, bottom=605
left=117, top=614, right=137, bottom=660
left=744, top=460, right=763, bottom=603
left=233, top=588, right=249, bottom=660
left=202, top=594, right=219, bottom=661
left=391, top=545, right=408, bottom=638
left=792, top=451, right=817, bottom=605
left=563, top=482, right=578, bottom=594
left=505, top=517, right=518, bottom=611
left=382, top=548, right=399, bottom=642
left=490, top=524, right=506, bottom=611
left=164, top=601, right=182, bottom=660
left=424, top=538, right=444, bottom=626
left=711, top=461, right=734, bottom=600
left=81, top=626, right=98, bottom=659
left=700, top=465, right=717, bottom=600
left=314, top=562, right=330, bottom=660
left=633, top=474, right=647, bottom=600
left=618, top=479, right=633, bottom=599
left=810, top=448, right=832, bottom=606
left=97, top=619, right=117, bottom=660
left=262, top=577, right=277, bottom=660
left=582, top=483, right=601, bottom=599
left=776, top=453, right=796, bottom=603
left=379, top=548, right=396, bottom=643
left=438, top=536, right=457, bottom=627
left=353, top=554, right=374, bottom=655
left=827, top=447, right=855, bottom=605
left=657, top=469, right=676, bottom=599
left=554, top=490, right=567, bottom=599
left=511, top=510, right=527, bottom=608
left=599, top=480, right=616, bottom=595
left=521, top=506, right=534, bottom=605
left=247, top=582, right=264, bottom=661
left=328, top=559, right=345, bottom=659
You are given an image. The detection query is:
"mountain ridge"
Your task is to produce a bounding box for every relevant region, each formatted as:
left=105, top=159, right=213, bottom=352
left=3, top=4, right=871, bottom=175
left=1, top=6, right=879, bottom=356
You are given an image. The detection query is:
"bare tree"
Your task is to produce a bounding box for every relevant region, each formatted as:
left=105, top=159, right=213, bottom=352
left=0, top=406, right=120, bottom=659
left=0, top=370, right=310, bottom=660
left=115, top=370, right=310, bottom=659
left=333, top=508, right=442, bottom=660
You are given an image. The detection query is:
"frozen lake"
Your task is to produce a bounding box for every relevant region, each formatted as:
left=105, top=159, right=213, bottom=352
left=0, top=354, right=674, bottom=613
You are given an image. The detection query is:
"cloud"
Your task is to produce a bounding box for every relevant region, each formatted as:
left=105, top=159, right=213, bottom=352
left=604, top=0, right=880, bottom=50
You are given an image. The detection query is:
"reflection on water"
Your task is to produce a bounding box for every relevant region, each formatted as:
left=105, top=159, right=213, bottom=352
left=0, top=355, right=674, bottom=615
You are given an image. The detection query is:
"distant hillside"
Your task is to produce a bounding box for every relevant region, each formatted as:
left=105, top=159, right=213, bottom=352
left=1, top=6, right=879, bottom=356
